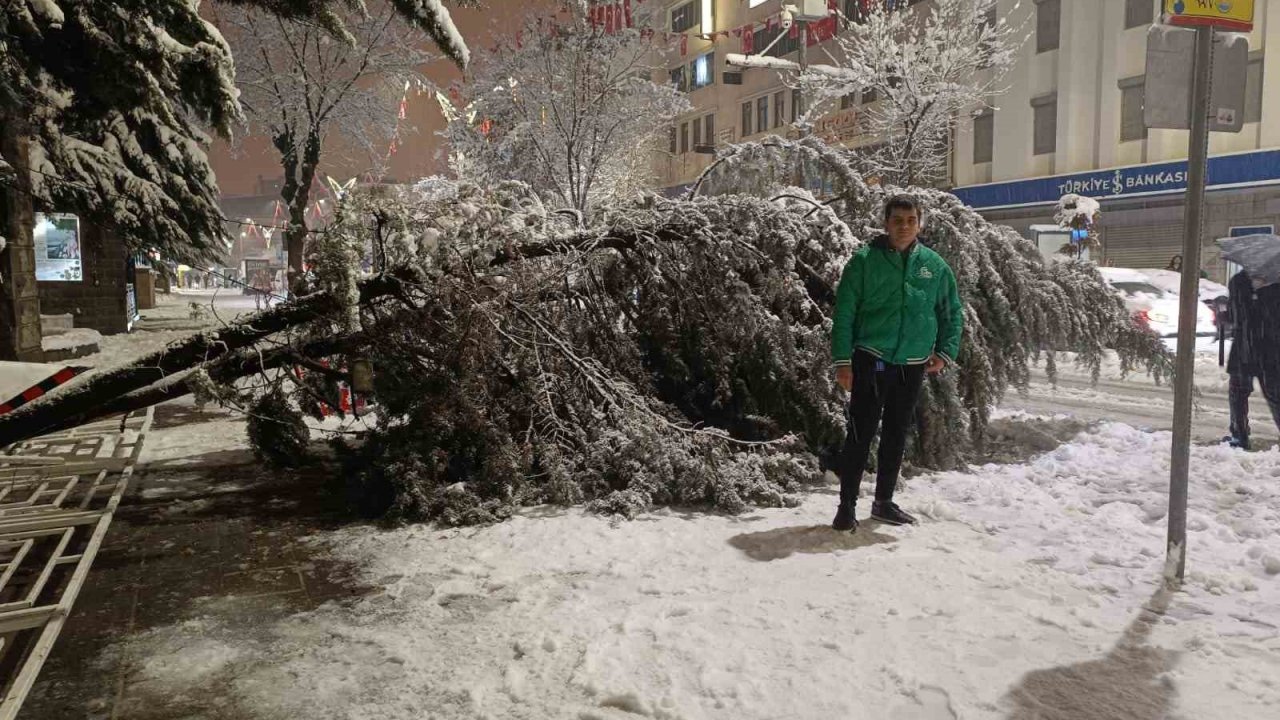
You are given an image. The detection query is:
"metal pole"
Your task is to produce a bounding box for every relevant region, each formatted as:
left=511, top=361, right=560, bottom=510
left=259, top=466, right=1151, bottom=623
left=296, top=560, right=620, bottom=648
left=797, top=19, right=808, bottom=119
left=1167, top=24, right=1214, bottom=586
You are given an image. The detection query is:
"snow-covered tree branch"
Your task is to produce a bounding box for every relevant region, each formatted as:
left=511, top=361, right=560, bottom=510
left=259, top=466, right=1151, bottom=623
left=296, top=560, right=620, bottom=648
left=793, top=0, right=1025, bottom=187
left=444, top=11, right=689, bottom=215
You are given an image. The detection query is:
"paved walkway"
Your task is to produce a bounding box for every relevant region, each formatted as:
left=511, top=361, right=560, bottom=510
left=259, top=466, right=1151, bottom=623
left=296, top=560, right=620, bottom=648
left=20, top=404, right=373, bottom=720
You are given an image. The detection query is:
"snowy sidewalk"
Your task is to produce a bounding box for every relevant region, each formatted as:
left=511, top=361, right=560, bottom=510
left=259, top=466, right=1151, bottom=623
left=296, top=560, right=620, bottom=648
left=80, top=419, right=1280, bottom=720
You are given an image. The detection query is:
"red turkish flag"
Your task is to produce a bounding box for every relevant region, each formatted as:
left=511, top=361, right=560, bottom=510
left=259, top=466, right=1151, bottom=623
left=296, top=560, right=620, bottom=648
left=743, top=25, right=754, bottom=53
left=789, top=21, right=799, bottom=39
left=624, top=0, right=633, bottom=28
left=605, top=4, right=615, bottom=33
left=679, top=33, right=688, bottom=56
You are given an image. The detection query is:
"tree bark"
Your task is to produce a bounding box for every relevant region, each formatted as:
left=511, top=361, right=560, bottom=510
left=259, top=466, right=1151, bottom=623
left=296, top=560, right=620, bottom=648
left=0, top=102, right=45, bottom=362
left=276, top=129, right=322, bottom=296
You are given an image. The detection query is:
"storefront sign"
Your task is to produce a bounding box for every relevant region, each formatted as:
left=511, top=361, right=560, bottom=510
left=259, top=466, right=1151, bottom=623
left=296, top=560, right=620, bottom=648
left=1163, top=0, right=1254, bottom=32
left=951, top=149, right=1280, bottom=210
left=33, top=213, right=83, bottom=282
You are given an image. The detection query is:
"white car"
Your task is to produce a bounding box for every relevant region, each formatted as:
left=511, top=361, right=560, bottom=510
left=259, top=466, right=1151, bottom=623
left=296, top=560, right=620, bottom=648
left=1097, top=267, right=1218, bottom=349
left=1136, top=268, right=1230, bottom=308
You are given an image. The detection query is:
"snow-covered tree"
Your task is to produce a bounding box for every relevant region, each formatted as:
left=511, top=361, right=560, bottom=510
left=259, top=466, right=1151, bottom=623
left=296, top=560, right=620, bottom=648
left=444, top=10, right=689, bottom=215
left=213, top=0, right=437, bottom=290
left=792, top=0, right=1024, bottom=186
left=1054, top=193, right=1101, bottom=260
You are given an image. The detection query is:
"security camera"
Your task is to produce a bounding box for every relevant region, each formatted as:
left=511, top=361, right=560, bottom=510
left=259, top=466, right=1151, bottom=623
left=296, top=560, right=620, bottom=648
left=779, top=6, right=795, bottom=30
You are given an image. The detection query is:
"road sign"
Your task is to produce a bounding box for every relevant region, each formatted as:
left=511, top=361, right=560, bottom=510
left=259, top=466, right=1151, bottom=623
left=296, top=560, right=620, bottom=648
left=1163, top=0, right=1254, bottom=32
left=1145, top=25, right=1248, bottom=133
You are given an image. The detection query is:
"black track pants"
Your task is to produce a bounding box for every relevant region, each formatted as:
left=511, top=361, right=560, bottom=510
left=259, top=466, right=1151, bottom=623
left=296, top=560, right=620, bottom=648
left=838, top=351, right=926, bottom=507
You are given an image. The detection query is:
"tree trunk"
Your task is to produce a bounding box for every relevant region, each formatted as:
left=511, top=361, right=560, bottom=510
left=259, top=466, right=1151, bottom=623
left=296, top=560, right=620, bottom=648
left=0, top=103, right=45, bottom=362
left=276, top=129, right=322, bottom=296
left=0, top=273, right=407, bottom=448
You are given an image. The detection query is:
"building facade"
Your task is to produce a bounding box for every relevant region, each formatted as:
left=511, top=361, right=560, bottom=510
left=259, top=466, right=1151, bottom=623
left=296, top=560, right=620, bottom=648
left=951, top=0, right=1280, bottom=277
left=655, top=0, right=864, bottom=194
left=657, top=0, right=1280, bottom=280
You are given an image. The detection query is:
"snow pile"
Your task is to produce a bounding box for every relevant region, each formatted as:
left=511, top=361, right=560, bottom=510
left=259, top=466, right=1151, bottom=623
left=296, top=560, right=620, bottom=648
left=109, top=422, right=1280, bottom=719
left=1054, top=193, right=1100, bottom=229
left=41, top=327, right=101, bottom=352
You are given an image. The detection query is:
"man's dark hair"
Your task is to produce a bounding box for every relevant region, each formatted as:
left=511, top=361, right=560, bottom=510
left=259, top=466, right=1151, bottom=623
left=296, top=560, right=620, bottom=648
left=883, top=194, right=923, bottom=222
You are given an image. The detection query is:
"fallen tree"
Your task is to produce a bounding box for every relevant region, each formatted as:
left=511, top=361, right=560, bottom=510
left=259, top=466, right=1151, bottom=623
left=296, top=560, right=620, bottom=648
left=1, top=141, right=1170, bottom=524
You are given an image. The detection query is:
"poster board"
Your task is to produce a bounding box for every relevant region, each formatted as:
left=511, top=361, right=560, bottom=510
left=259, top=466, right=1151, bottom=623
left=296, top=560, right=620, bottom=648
left=33, top=213, right=83, bottom=282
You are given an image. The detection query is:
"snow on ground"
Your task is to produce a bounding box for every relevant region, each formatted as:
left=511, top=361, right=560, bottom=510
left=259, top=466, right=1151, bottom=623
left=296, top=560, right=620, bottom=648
left=41, top=327, right=101, bottom=352
left=1037, top=348, right=1231, bottom=393
left=111, top=419, right=1280, bottom=720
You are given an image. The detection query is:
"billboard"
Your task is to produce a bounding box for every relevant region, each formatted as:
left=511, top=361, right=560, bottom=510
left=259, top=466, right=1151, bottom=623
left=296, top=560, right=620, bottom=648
left=33, top=213, right=83, bottom=282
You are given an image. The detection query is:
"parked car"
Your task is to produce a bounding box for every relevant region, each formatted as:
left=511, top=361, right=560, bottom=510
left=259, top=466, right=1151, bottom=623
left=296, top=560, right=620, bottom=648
left=1137, top=268, right=1229, bottom=310
left=1097, top=267, right=1217, bottom=348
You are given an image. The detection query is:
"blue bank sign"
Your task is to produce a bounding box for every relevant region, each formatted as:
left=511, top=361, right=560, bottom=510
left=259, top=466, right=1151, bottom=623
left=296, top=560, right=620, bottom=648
left=951, top=149, right=1280, bottom=210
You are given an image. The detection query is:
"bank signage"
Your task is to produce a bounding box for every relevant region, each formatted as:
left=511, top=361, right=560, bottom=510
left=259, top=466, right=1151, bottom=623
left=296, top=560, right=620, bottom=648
left=951, top=149, right=1280, bottom=210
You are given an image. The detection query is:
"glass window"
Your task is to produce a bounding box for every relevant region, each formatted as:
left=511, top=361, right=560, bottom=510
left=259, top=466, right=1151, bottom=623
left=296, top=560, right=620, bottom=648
left=1124, top=0, right=1152, bottom=30
left=791, top=88, right=802, bottom=121
left=1036, top=0, right=1060, bottom=53
left=774, top=92, right=785, bottom=128
left=671, top=2, right=696, bottom=33
left=680, top=122, right=689, bottom=154
left=1033, top=97, right=1057, bottom=155
left=757, top=96, right=769, bottom=133
left=973, top=111, right=993, bottom=164
left=692, top=116, right=702, bottom=148
left=863, top=87, right=879, bottom=104
left=669, top=126, right=677, bottom=154
left=1120, top=80, right=1147, bottom=142
left=742, top=101, right=753, bottom=137
left=1246, top=56, right=1264, bottom=124
left=692, top=52, right=715, bottom=90
left=669, top=66, right=688, bottom=93
left=704, top=113, right=715, bottom=146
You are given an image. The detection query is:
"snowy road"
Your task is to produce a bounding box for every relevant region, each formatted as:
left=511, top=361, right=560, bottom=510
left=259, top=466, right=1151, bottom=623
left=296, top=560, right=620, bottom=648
left=1001, top=369, right=1279, bottom=447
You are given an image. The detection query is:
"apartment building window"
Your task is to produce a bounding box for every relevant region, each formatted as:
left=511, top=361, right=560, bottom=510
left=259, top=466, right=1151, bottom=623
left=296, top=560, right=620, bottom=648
left=973, top=110, right=994, bottom=164
left=840, top=92, right=857, bottom=110
left=761, top=25, right=801, bottom=58
left=669, top=126, right=677, bottom=154
left=757, top=96, right=769, bottom=133
left=691, top=52, right=715, bottom=90
left=1124, top=0, right=1152, bottom=29
left=680, top=121, right=689, bottom=154
left=671, top=2, right=696, bottom=33
left=1119, top=76, right=1147, bottom=143
left=1032, top=94, right=1057, bottom=155
left=774, top=92, right=785, bottom=128
left=1246, top=53, right=1265, bottom=123
left=791, top=88, right=802, bottom=121
left=1036, top=0, right=1060, bottom=53
left=863, top=87, right=879, bottom=104
left=703, top=113, right=715, bottom=147
left=670, top=66, right=688, bottom=93
left=742, top=101, right=753, bottom=137
left=692, top=116, right=702, bottom=148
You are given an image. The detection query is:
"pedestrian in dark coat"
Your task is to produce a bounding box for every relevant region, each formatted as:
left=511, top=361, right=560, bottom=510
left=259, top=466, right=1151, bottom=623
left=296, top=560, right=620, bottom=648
left=1226, top=270, right=1280, bottom=449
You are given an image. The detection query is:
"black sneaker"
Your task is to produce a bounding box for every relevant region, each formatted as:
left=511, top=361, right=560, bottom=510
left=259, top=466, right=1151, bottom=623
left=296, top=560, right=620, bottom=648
left=871, top=501, right=917, bottom=526
left=831, top=504, right=858, bottom=532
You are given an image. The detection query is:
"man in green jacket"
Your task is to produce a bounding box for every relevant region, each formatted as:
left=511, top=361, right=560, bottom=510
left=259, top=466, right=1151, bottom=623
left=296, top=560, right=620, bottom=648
left=830, top=195, right=963, bottom=531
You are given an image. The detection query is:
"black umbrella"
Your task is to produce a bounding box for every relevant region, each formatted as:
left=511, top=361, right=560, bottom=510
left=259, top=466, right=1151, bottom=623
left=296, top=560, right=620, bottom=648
left=1217, top=234, right=1280, bottom=287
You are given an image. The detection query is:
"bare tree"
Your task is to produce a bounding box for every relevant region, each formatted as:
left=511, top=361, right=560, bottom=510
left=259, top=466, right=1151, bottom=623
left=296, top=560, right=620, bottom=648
left=214, top=1, right=436, bottom=290
left=444, top=10, right=689, bottom=215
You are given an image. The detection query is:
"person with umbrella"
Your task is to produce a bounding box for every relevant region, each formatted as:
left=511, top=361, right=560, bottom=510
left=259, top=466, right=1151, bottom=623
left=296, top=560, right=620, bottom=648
left=1219, top=234, right=1280, bottom=449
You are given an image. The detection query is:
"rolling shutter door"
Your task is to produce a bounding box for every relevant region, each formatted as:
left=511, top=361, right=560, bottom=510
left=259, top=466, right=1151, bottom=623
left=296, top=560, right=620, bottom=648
left=1101, top=223, right=1184, bottom=269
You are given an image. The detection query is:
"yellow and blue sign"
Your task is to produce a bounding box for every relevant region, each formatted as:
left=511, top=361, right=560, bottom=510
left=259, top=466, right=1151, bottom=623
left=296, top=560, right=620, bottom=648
left=1164, top=0, right=1254, bottom=32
